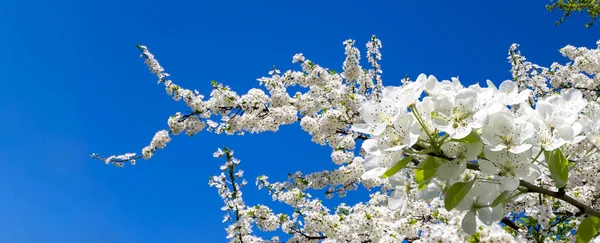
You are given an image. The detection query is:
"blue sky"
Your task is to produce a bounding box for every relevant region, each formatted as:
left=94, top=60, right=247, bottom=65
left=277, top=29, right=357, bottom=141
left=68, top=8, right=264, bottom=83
left=0, top=0, right=597, bottom=242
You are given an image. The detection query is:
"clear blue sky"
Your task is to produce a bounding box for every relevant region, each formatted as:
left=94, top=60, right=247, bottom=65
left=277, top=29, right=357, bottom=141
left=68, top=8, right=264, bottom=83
left=0, top=0, right=597, bottom=242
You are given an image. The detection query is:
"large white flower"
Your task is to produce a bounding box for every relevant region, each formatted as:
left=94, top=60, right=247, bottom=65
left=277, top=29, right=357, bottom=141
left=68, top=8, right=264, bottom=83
left=481, top=109, right=534, bottom=154
left=478, top=149, right=531, bottom=191
left=425, top=76, right=464, bottom=98
left=541, top=89, right=586, bottom=127
left=360, top=115, right=421, bottom=156
left=432, top=89, right=487, bottom=139
left=486, top=80, right=531, bottom=106
left=528, top=117, right=576, bottom=151
left=352, top=99, right=405, bottom=136
left=455, top=182, right=504, bottom=235
left=526, top=89, right=586, bottom=150
left=382, top=73, right=428, bottom=106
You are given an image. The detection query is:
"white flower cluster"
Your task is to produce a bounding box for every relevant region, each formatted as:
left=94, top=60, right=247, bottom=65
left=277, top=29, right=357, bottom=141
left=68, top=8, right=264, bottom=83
left=93, top=37, right=600, bottom=242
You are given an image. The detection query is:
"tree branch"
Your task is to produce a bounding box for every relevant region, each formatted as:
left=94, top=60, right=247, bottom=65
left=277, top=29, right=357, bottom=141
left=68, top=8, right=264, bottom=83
left=290, top=227, right=327, bottom=240
left=465, top=162, right=600, bottom=218
left=501, top=217, right=522, bottom=231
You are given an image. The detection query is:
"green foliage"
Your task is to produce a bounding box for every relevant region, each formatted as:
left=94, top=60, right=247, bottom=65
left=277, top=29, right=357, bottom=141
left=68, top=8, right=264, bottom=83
left=546, top=0, right=600, bottom=28
left=491, top=190, right=513, bottom=207
left=415, top=156, right=441, bottom=190
left=381, top=156, right=414, bottom=178
left=545, top=148, right=569, bottom=188
left=444, top=180, right=475, bottom=211
left=468, top=232, right=480, bottom=243
left=577, top=216, right=600, bottom=243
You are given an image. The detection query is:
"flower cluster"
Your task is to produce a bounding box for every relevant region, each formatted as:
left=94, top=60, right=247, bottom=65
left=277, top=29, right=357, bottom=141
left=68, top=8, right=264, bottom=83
left=93, top=37, right=600, bottom=242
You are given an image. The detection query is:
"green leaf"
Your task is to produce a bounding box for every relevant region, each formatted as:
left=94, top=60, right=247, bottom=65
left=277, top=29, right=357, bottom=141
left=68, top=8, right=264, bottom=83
left=450, top=129, right=480, bottom=144
left=545, top=148, right=569, bottom=188
left=491, top=191, right=513, bottom=207
left=577, top=215, right=600, bottom=243
left=444, top=180, right=475, bottom=211
left=415, top=156, right=441, bottom=190
left=381, top=156, right=414, bottom=178
left=468, top=232, right=480, bottom=243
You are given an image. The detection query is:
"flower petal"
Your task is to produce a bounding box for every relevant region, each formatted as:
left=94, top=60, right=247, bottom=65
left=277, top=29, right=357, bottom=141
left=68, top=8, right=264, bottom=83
left=462, top=210, right=477, bottom=235
left=362, top=139, right=381, bottom=155
left=388, top=186, right=408, bottom=215
left=477, top=159, right=497, bottom=175
left=500, top=176, right=519, bottom=191
left=437, top=160, right=466, bottom=180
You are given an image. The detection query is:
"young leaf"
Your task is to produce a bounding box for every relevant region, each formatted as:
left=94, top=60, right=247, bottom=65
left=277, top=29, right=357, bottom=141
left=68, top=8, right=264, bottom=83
left=491, top=190, right=513, bottom=207
left=444, top=180, right=475, bottom=211
left=416, top=156, right=441, bottom=190
left=577, top=215, right=600, bottom=243
left=381, top=156, right=414, bottom=178
left=468, top=232, right=480, bottom=243
left=544, top=148, right=569, bottom=188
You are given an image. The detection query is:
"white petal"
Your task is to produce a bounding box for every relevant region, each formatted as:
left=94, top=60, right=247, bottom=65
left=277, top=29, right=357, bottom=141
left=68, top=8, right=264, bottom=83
left=388, top=186, right=408, bottom=215
left=572, top=135, right=586, bottom=144
left=441, top=141, right=459, bottom=157
left=486, top=79, right=497, bottom=90
left=451, top=125, right=472, bottom=139
left=499, top=80, right=517, bottom=94
left=388, top=173, right=407, bottom=186
left=510, top=89, right=531, bottom=105
left=523, top=164, right=541, bottom=182
left=416, top=181, right=441, bottom=200
left=405, top=120, right=422, bottom=147
left=425, top=75, right=440, bottom=94
left=519, top=121, right=535, bottom=141
left=362, top=167, right=386, bottom=180
left=363, top=155, right=380, bottom=171
left=500, top=177, right=519, bottom=191
left=546, top=138, right=566, bottom=151
left=372, top=123, right=387, bottom=136
left=455, top=89, right=478, bottom=111
left=464, top=141, right=483, bottom=161
left=487, top=102, right=505, bottom=115
left=360, top=102, right=383, bottom=125
left=472, top=110, right=489, bottom=129
left=573, top=122, right=582, bottom=136
left=462, top=210, right=477, bottom=235
left=477, top=159, right=497, bottom=175
left=476, top=207, right=495, bottom=226
left=509, top=143, right=532, bottom=154
left=362, top=139, right=381, bottom=155
left=351, top=123, right=370, bottom=133
left=488, top=144, right=508, bottom=152
left=437, top=160, right=466, bottom=180
left=490, top=204, right=504, bottom=222
left=536, top=101, right=554, bottom=121
left=563, top=89, right=584, bottom=110
left=480, top=125, right=502, bottom=147
left=382, top=86, right=402, bottom=102
left=556, top=125, right=575, bottom=141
